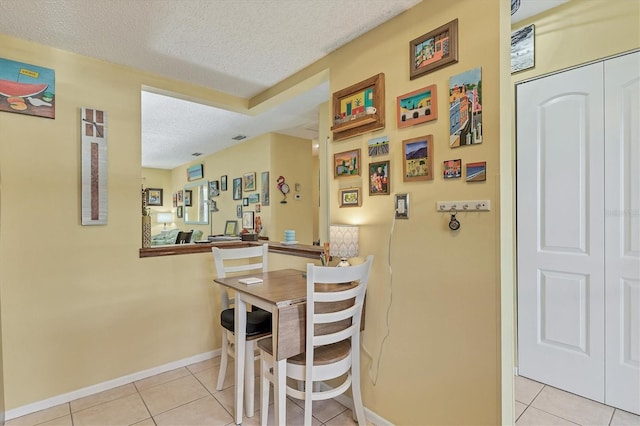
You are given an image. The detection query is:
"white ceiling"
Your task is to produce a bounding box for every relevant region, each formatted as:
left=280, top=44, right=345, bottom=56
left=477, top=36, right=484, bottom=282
left=0, top=0, right=568, bottom=169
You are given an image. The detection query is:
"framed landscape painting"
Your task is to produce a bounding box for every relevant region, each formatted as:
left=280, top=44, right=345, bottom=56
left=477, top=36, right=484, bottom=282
left=402, top=135, right=434, bottom=182
left=334, top=149, right=361, bottom=178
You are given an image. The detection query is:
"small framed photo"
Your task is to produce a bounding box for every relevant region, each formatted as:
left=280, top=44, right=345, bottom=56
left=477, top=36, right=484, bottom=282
left=236, top=204, right=242, bottom=218
left=176, top=206, right=183, bottom=219
left=511, top=24, right=535, bottom=74
left=232, top=177, right=242, bottom=200
left=255, top=204, right=261, bottom=213
left=410, top=19, right=458, bottom=80
left=466, top=161, right=487, bottom=182
left=177, top=191, right=183, bottom=204
left=248, top=193, right=259, bottom=203
left=225, top=220, right=238, bottom=236
left=187, top=164, right=204, bottom=181
left=243, top=197, right=249, bottom=206
left=243, top=172, right=256, bottom=191
left=209, top=180, right=219, bottom=197
left=221, top=175, right=228, bottom=191
left=184, top=189, right=193, bottom=207
left=146, top=188, right=163, bottom=206
left=402, top=135, right=434, bottom=181
left=334, top=148, right=361, bottom=178
left=443, top=159, right=462, bottom=179
left=369, top=160, right=390, bottom=195
left=242, top=211, right=255, bottom=229
left=172, top=192, right=178, bottom=207
left=397, top=85, right=437, bottom=128
left=339, top=188, right=362, bottom=208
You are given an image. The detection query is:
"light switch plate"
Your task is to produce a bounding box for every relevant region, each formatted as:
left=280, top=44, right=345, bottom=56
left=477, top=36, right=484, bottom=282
left=395, top=193, right=409, bottom=219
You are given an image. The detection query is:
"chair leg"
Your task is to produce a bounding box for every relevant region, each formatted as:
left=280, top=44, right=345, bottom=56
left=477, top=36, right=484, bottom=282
left=273, top=358, right=287, bottom=426
left=216, top=331, right=229, bottom=390
left=304, top=378, right=313, bottom=426
left=245, top=340, right=255, bottom=417
left=351, top=350, right=367, bottom=425
left=259, top=350, right=270, bottom=426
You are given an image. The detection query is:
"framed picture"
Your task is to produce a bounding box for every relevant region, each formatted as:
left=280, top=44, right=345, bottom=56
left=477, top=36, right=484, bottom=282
left=184, top=189, right=192, bottom=207
left=369, top=160, right=390, bottom=195
left=261, top=171, right=270, bottom=206
left=242, top=211, right=255, bottom=229
left=397, top=85, right=438, bottom=128
left=368, top=136, right=389, bottom=157
left=176, top=206, right=183, bottom=218
left=443, top=159, right=462, bottom=179
left=331, top=73, right=385, bottom=141
left=511, top=24, right=535, bottom=73
left=146, top=188, right=163, bottom=206
left=172, top=192, right=178, bottom=207
left=0, top=58, right=55, bottom=119
left=236, top=205, right=242, bottom=218
left=224, top=220, right=238, bottom=236
left=449, top=67, right=483, bottom=147
left=402, top=135, right=434, bottom=182
left=243, top=197, right=249, bottom=206
left=243, top=172, right=256, bottom=191
left=410, top=18, right=458, bottom=80
left=248, top=193, right=259, bottom=203
left=232, top=177, right=242, bottom=200
left=221, top=175, right=228, bottom=191
left=187, top=164, right=204, bottom=181
left=209, top=180, right=219, bottom=197
left=334, top=148, right=361, bottom=178
left=177, top=190, right=183, bottom=204
left=339, top=188, right=362, bottom=208
left=466, top=161, right=487, bottom=182
left=255, top=204, right=261, bottom=213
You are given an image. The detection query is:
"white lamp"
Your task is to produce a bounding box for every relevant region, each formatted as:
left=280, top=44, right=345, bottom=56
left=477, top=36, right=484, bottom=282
left=330, top=224, right=359, bottom=267
left=157, top=212, right=173, bottom=231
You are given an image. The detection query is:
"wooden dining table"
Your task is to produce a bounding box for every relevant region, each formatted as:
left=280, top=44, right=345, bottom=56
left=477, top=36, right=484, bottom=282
left=213, top=268, right=360, bottom=425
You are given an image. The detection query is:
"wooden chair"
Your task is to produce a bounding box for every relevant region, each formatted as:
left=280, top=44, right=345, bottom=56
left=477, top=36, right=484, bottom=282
left=212, top=243, right=270, bottom=417
left=258, top=255, right=373, bottom=425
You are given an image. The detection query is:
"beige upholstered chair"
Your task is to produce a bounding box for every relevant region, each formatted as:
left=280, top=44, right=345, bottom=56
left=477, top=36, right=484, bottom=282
left=212, top=243, right=270, bottom=417
left=257, top=255, right=373, bottom=425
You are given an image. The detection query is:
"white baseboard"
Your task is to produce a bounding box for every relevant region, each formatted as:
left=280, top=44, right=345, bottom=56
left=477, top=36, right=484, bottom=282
left=4, top=349, right=221, bottom=421
left=317, top=382, right=394, bottom=426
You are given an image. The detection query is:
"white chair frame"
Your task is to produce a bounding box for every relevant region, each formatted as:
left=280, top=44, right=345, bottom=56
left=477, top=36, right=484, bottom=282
left=212, top=243, right=269, bottom=418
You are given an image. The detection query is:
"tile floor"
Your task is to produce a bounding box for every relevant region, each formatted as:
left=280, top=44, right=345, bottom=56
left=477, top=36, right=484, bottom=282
left=514, top=375, right=640, bottom=426
left=5, top=358, right=640, bottom=426
left=5, top=356, right=365, bottom=426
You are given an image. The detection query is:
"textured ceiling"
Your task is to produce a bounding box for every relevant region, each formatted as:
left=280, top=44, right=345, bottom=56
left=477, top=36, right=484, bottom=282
left=0, top=0, right=567, bottom=169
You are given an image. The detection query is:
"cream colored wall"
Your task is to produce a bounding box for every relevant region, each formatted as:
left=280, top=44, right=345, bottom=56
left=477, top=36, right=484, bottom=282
left=141, top=168, right=176, bottom=234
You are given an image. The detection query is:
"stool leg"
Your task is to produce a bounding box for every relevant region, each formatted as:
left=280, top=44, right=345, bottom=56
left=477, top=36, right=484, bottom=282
left=216, top=331, right=229, bottom=390
left=245, top=340, right=255, bottom=417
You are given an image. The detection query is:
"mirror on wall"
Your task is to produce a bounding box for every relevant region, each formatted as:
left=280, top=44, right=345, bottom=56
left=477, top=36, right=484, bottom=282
left=184, top=181, right=209, bottom=225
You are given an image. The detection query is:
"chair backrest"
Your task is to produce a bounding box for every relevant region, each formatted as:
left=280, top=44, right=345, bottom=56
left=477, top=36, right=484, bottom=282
left=304, top=255, right=373, bottom=370
left=212, top=244, right=269, bottom=309
left=175, top=230, right=193, bottom=244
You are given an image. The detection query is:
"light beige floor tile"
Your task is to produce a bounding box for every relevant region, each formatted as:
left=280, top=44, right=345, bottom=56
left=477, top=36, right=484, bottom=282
left=132, top=418, right=157, bottom=426
left=516, top=406, right=577, bottom=425
left=324, top=409, right=376, bottom=426
left=38, top=414, right=73, bottom=426
left=153, top=395, right=234, bottom=426
left=514, top=401, right=528, bottom=421
left=139, top=374, right=209, bottom=416
left=70, top=383, right=138, bottom=412
left=186, top=356, right=221, bottom=374
left=531, top=386, right=614, bottom=425
left=289, top=396, right=348, bottom=423
left=611, top=409, right=640, bottom=425
left=193, top=361, right=234, bottom=394
left=514, top=375, right=544, bottom=405
left=6, top=404, right=70, bottom=426
left=72, top=393, right=150, bottom=426
left=212, top=386, right=236, bottom=415
left=253, top=397, right=321, bottom=426
left=134, top=367, right=191, bottom=391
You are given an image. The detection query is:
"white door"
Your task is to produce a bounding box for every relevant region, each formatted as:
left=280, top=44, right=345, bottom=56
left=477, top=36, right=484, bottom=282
left=517, top=62, right=606, bottom=402
left=604, top=52, right=640, bottom=414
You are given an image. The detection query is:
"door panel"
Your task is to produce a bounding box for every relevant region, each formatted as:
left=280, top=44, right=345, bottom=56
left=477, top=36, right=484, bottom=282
left=604, top=51, right=640, bottom=414
left=517, top=62, right=605, bottom=402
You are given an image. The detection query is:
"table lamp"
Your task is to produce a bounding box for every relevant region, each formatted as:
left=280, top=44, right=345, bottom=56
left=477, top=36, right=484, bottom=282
left=329, top=224, right=359, bottom=267
left=157, top=212, right=173, bottom=231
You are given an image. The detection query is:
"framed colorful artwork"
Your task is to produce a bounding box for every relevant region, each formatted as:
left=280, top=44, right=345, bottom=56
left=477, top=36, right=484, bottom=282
left=232, top=177, right=242, bottom=200
left=225, top=220, right=238, bottom=235
left=236, top=205, right=242, bottom=218
left=369, top=160, right=390, bottom=195
left=0, top=58, right=56, bottom=119
left=339, top=188, right=362, bottom=208
left=402, top=135, right=434, bottom=182
left=466, top=161, right=487, bottom=182
left=146, top=188, right=163, bottom=206
left=248, top=193, right=259, bottom=203
left=443, top=159, right=462, bottom=179
left=243, top=197, right=249, bottom=206
left=172, top=192, right=178, bottom=207
left=331, top=73, right=385, bottom=141
left=187, top=164, right=204, bottom=181
left=449, top=67, right=483, bottom=148
left=334, top=148, right=361, bottom=178
left=410, top=19, right=458, bottom=80
left=242, top=211, right=254, bottom=229
left=243, top=172, right=256, bottom=191
left=397, top=85, right=438, bottom=128
left=368, top=136, right=389, bottom=157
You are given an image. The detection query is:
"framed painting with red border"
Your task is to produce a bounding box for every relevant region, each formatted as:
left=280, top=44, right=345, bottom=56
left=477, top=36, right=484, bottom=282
left=410, top=19, right=458, bottom=80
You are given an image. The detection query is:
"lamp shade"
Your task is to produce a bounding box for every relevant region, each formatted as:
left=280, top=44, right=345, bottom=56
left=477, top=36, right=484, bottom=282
left=157, top=212, right=173, bottom=224
left=330, top=225, right=359, bottom=258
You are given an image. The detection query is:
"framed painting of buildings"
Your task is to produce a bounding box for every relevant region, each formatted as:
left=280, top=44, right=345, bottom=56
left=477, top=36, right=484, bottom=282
left=331, top=73, right=385, bottom=141
left=410, top=19, right=458, bottom=80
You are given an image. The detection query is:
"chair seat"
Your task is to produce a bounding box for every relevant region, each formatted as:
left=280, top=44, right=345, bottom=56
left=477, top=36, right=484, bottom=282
left=221, top=308, right=272, bottom=336
left=257, top=338, right=351, bottom=366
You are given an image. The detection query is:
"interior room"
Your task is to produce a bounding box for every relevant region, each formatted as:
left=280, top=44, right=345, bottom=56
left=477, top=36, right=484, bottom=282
left=0, top=0, right=638, bottom=425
